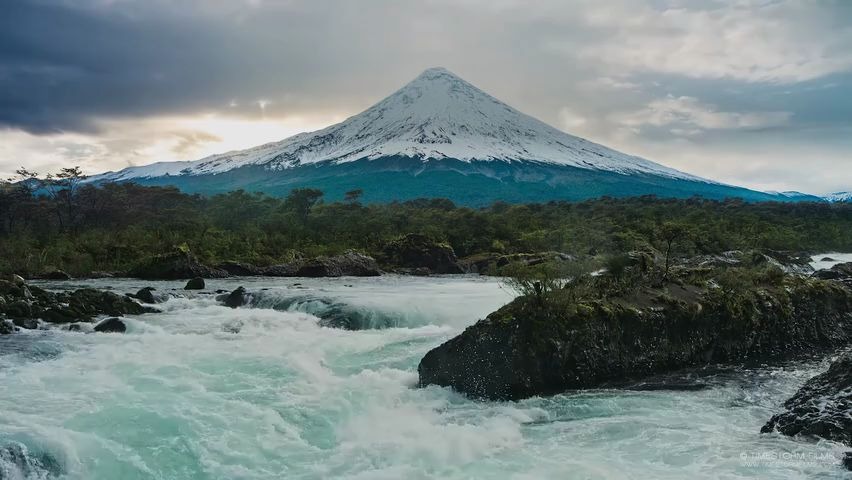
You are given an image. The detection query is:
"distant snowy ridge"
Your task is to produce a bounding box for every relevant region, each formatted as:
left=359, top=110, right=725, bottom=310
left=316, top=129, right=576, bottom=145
left=824, top=192, right=852, bottom=203
left=92, top=67, right=709, bottom=183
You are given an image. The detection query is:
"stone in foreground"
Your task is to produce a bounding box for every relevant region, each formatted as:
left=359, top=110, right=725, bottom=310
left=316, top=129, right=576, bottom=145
left=94, top=317, right=127, bottom=333
left=762, top=352, right=852, bottom=445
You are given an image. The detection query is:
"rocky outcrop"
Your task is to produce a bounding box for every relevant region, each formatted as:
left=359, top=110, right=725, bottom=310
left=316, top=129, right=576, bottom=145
left=216, top=261, right=265, bottom=276
left=419, top=271, right=852, bottom=400
left=93, top=317, right=127, bottom=333
left=0, top=279, right=157, bottom=331
left=127, top=250, right=228, bottom=280
left=762, top=352, right=852, bottom=447
left=814, top=262, right=852, bottom=285
left=262, top=251, right=381, bottom=277
left=184, top=277, right=205, bottom=290
left=380, top=234, right=462, bottom=274
left=461, top=252, right=576, bottom=275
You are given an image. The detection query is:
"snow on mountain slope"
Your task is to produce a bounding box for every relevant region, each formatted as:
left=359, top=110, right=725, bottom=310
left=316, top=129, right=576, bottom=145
left=94, top=67, right=707, bottom=183
left=825, top=192, right=852, bottom=203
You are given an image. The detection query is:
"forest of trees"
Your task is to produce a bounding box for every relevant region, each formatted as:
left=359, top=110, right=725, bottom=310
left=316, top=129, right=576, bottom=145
left=1, top=167, right=852, bottom=276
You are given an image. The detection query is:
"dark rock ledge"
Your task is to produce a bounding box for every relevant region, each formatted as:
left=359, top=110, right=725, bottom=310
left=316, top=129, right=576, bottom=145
left=418, top=264, right=852, bottom=401
left=762, top=351, right=852, bottom=470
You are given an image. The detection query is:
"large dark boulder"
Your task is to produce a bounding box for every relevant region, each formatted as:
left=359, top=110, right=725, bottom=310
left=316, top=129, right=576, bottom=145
left=127, top=250, right=228, bottom=280
left=94, top=317, right=126, bottom=333
left=184, top=277, right=205, bottom=290
left=762, top=352, right=852, bottom=446
left=262, top=251, right=381, bottom=277
left=419, top=274, right=852, bottom=400
left=380, top=234, right=462, bottom=274
left=217, top=286, right=250, bottom=308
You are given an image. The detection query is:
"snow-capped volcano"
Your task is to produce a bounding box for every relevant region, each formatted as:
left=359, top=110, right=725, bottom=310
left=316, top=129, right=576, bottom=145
left=90, top=67, right=789, bottom=205
left=96, top=68, right=701, bottom=182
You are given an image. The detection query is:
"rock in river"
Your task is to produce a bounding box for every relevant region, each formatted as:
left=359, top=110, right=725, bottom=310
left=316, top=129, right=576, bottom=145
left=762, top=352, right=852, bottom=446
left=218, top=286, right=250, bottom=308
left=130, top=287, right=160, bottom=304
left=419, top=266, right=852, bottom=400
left=94, top=317, right=127, bottom=333
left=184, top=277, right=205, bottom=290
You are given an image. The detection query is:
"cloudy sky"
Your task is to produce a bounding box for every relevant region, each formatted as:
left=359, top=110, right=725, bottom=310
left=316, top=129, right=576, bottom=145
left=2, top=0, right=851, bottom=194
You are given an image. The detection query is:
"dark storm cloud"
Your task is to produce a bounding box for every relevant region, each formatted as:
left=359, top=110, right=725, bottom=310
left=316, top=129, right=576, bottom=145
left=0, top=0, right=600, bottom=133
left=0, top=0, right=270, bottom=132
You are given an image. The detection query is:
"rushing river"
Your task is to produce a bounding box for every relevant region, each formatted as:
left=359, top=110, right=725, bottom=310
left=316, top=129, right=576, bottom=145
left=1, top=266, right=851, bottom=479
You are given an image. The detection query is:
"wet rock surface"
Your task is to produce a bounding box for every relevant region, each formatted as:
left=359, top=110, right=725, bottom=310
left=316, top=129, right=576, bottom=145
left=218, top=287, right=250, bottom=308
left=762, top=352, right=852, bottom=446
left=184, top=277, right=205, bottom=290
left=93, top=317, right=127, bottom=333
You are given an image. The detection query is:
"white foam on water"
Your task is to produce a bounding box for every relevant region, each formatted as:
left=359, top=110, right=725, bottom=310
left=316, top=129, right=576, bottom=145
left=1, top=275, right=849, bottom=479
left=811, top=253, right=852, bottom=272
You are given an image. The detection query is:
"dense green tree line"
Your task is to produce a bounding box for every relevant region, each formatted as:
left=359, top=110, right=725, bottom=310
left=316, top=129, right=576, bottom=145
left=1, top=169, right=851, bottom=276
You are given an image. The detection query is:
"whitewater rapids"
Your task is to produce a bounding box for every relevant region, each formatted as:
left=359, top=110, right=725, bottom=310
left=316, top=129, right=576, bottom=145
left=0, top=274, right=849, bottom=479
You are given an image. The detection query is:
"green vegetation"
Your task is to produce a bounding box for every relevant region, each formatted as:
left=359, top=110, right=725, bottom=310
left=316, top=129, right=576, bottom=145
left=1, top=167, right=851, bottom=276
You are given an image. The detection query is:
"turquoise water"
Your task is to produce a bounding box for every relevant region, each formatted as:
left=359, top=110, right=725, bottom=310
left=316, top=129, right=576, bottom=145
left=0, top=275, right=849, bottom=479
